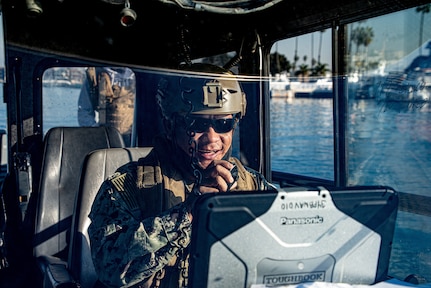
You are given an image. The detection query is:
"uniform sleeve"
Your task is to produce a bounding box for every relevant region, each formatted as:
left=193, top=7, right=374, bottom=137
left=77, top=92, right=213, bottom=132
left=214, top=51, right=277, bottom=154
left=88, top=177, right=192, bottom=288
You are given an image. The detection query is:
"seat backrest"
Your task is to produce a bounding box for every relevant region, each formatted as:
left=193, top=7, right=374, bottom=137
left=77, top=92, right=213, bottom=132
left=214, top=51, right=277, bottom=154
left=68, top=147, right=153, bottom=288
left=33, top=127, right=125, bottom=259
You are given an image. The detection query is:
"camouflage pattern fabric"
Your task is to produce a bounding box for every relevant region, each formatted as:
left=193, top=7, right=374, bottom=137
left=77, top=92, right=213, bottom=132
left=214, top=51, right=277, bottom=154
left=88, top=136, right=276, bottom=288
left=81, top=67, right=135, bottom=136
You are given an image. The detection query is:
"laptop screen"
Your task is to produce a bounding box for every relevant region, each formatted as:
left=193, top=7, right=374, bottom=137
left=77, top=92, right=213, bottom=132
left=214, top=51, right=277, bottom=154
left=189, top=186, right=398, bottom=288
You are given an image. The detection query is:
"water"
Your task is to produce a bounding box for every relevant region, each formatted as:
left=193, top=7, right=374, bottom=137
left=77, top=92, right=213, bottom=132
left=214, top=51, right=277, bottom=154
left=270, top=96, right=431, bottom=281
left=347, top=100, right=431, bottom=194
left=270, top=98, right=334, bottom=180
left=42, top=86, right=80, bottom=134
left=271, top=97, right=431, bottom=195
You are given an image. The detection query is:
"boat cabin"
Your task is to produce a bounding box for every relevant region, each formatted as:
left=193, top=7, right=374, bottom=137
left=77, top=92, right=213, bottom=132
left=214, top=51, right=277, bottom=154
left=0, top=0, right=430, bottom=287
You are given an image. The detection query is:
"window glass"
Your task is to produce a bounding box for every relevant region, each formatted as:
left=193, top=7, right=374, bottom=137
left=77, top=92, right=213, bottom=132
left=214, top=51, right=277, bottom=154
left=346, top=7, right=431, bottom=281
left=0, top=11, right=7, bottom=133
left=43, top=67, right=136, bottom=146
left=0, top=12, right=7, bottom=169
left=0, top=89, right=5, bottom=132
left=0, top=88, right=6, bottom=168
left=270, top=31, right=334, bottom=180
left=347, top=8, right=431, bottom=194
left=42, top=67, right=83, bottom=133
left=0, top=12, right=6, bottom=84
left=270, top=6, right=431, bottom=281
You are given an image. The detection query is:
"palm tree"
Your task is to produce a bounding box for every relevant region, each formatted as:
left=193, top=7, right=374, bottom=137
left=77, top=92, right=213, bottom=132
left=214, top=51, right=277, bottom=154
left=311, top=62, right=330, bottom=76
left=293, top=37, right=299, bottom=72
left=318, top=29, right=325, bottom=64
left=416, top=4, right=431, bottom=55
left=311, top=33, right=314, bottom=69
left=296, top=63, right=309, bottom=81
left=362, top=26, right=374, bottom=71
left=350, top=26, right=374, bottom=73
left=275, top=42, right=281, bottom=73
left=269, top=52, right=290, bottom=75
left=351, top=26, right=362, bottom=55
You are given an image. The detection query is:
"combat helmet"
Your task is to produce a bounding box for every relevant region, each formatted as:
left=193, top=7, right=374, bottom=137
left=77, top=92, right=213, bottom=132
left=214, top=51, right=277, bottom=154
left=156, top=63, right=247, bottom=120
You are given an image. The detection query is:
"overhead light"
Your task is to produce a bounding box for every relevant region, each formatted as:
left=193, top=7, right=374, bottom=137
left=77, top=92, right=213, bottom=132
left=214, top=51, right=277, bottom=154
left=120, top=0, right=137, bottom=27
left=26, top=0, right=43, bottom=17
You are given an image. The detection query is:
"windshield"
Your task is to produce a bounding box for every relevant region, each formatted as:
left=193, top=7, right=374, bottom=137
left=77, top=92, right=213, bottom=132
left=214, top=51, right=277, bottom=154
left=270, top=5, right=431, bottom=281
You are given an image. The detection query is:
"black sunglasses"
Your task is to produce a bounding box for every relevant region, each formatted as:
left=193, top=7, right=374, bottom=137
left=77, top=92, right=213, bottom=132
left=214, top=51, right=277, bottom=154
left=182, top=116, right=238, bottom=133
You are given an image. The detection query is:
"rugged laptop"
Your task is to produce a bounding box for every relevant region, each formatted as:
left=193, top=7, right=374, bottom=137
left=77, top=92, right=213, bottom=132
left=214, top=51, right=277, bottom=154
left=189, top=186, right=398, bottom=288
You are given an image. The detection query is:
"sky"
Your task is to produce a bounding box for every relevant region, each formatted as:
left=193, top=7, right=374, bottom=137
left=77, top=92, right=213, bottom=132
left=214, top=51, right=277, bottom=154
left=270, top=7, right=431, bottom=72
left=272, top=30, right=332, bottom=67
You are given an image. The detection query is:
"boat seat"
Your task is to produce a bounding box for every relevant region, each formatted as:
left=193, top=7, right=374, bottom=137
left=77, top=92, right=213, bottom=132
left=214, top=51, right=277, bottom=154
left=39, top=147, right=153, bottom=288
left=33, top=126, right=125, bottom=261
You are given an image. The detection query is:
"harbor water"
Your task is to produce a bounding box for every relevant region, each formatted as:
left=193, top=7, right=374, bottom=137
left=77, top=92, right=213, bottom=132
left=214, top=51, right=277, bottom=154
left=270, top=96, right=431, bottom=281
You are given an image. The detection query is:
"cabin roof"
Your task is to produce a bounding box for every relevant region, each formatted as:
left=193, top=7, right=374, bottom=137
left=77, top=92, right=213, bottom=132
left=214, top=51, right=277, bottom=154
left=2, top=0, right=429, bottom=67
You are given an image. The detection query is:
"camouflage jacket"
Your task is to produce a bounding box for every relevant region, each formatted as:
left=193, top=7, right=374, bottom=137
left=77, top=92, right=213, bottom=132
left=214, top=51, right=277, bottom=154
left=78, top=67, right=135, bottom=135
left=88, top=137, right=276, bottom=288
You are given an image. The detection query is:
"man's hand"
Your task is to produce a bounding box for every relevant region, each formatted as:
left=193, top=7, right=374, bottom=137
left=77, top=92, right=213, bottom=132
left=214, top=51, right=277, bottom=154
left=197, top=160, right=238, bottom=193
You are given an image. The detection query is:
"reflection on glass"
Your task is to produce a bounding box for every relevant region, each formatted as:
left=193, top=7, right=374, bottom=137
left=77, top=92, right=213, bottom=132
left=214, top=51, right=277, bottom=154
left=270, top=5, right=431, bottom=282
left=346, top=7, right=431, bottom=196
left=347, top=7, right=431, bottom=282
left=42, top=67, right=136, bottom=146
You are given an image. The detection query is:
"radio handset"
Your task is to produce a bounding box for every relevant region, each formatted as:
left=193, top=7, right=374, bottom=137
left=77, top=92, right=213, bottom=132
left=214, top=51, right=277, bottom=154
left=227, top=164, right=239, bottom=192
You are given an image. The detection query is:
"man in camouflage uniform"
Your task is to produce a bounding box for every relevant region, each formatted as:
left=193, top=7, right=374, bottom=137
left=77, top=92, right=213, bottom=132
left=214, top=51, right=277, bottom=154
left=88, top=63, right=276, bottom=288
left=78, top=67, right=135, bottom=146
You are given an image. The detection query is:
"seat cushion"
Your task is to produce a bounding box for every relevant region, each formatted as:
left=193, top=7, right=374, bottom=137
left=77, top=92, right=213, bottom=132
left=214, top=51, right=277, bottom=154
left=33, top=127, right=125, bottom=259
left=68, top=147, right=152, bottom=288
